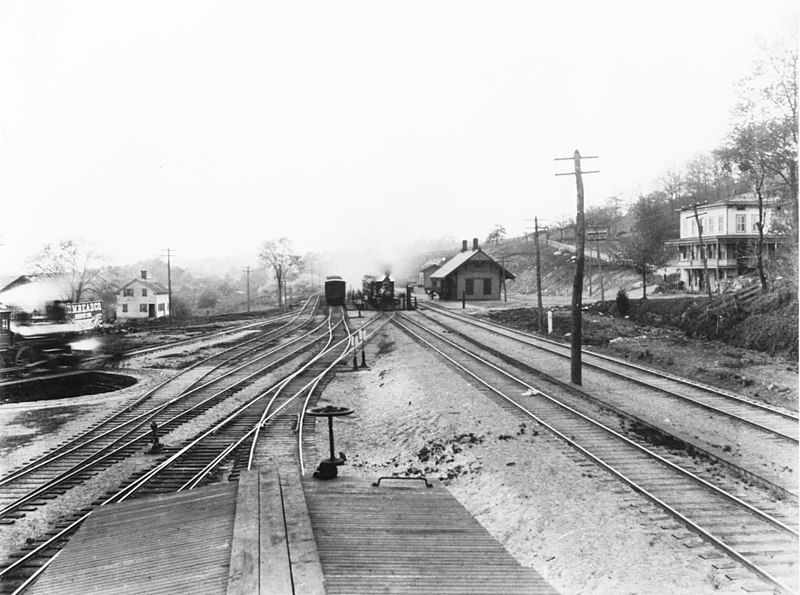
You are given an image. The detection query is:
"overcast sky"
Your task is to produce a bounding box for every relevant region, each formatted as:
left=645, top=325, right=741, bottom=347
left=0, top=1, right=796, bottom=276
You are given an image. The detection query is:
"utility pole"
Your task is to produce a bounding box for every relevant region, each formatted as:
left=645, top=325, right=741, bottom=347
left=163, top=248, right=174, bottom=320
left=691, top=204, right=713, bottom=299
left=597, top=239, right=604, bottom=301
left=556, top=150, right=598, bottom=385
left=243, top=266, right=251, bottom=313
left=534, top=216, right=544, bottom=331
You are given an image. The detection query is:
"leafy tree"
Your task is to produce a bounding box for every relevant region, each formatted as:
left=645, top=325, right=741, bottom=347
left=26, top=238, right=105, bottom=302
left=486, top=224, right=506, bottom=246
left=717, top=33, right=798, bottom=290
left=615, top=196, right=672, bottom=299
left=259, top=238, right=301, bottom=309
left=197, top=289, right=219, bottom=309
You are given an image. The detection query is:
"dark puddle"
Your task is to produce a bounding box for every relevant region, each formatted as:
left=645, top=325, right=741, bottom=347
left=0, top=372, right=137, bottom=404
left=0, top=405, right=92, bottom=454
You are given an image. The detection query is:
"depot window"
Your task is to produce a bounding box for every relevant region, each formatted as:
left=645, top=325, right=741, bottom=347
left=483, top=278, right=492, bottom=295
left=465, top=279, right=475, bottom=295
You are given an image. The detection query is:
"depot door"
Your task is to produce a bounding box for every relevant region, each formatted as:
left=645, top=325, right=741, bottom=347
left=148, top=304, right=156, bottom=318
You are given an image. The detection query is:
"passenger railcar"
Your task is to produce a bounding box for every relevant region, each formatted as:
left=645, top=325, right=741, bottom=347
left=324, top=276, right=346, bottom=307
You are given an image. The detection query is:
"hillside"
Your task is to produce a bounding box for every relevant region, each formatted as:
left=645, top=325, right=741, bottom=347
left=397, top=235, right=660, bottom=300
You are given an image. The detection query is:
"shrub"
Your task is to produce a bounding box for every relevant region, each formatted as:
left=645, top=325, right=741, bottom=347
left=616, top=289, right=630, bottom=317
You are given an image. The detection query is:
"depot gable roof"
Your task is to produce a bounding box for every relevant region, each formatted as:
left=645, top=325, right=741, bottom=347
left=430, top=249, right=515, bottom=280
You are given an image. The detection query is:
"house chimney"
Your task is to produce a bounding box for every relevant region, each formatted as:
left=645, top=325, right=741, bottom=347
left=461, top=240, right=468, bottom=252
left=473, top=238, right=479, bottom=250
left=141, top=270, right=147, bottom=280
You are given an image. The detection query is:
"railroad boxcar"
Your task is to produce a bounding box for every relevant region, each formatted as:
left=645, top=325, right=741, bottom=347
left=324, top=276, right=346, bottom=307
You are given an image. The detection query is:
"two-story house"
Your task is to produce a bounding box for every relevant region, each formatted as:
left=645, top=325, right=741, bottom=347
left=665, top=195, right=781, bottom=292
left=116, top=271, right=170, bottom=320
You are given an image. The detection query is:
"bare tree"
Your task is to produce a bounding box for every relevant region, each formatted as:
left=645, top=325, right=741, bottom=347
left=259, top=238, right=301, bottom=309
left=26, top=238, right=105, bottom=302
left=485, top=224, right=506, bottom=246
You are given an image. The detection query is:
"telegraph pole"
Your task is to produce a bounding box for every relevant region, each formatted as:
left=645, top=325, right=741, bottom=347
left=556, top=150, right=598, bottom=385
left=243, top=266, right=251, bottom=313
left=534, top=216, right=544, bottom=331
left=163, top=248, right=174, bottom=320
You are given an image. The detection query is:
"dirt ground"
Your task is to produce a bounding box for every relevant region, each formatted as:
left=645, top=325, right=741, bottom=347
left=435, top=295, right=799, bottom=413
left=312, top=324, right=771, bottom=594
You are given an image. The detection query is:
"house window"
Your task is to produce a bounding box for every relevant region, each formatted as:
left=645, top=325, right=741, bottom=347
left=139, top=304, right=148, bottom=313
left=718, top=216, right=724, bottom=233
left=735, top=214, right=746, bottom=232
left=483, top=278, right=492, bottom=295
left=750, top=215, right=759, bottom=232
left=158, top=303, right=165, bottom=312
left=122, top=304, right=128, bottom=313
left=465, top=279, right=475, bottom=295
left=123, top=288, right=134, bottom=297
left=691, top=219, right=697, bottom=235
left=142, top=288, right=148, bottom=297
left=707, top=217, right=714, bottom=233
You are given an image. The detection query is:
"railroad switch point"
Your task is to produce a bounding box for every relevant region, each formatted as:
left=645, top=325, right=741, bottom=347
left=306, top=406, right=354, bottom=480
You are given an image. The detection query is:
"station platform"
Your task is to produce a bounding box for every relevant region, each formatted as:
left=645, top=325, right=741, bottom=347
left=29, top=469, right=556, bottom=594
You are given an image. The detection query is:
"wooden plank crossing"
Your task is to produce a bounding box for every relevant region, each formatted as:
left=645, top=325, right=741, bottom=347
left=28, top=482, right=237, bottom=595
left=27, top=470, right=556, bottom=594
left=302, top=476, right=557, bottom=594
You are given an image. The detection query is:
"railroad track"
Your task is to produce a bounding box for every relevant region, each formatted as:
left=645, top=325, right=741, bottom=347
left=420, top=303, right=798, bottom=442
left=0, top=302, right=330, bottom=591
left=0, top=297, right=320, bottom=502
left=395, top=312, right=799, bottom=594
left=0, top=308, right=388, bottom=593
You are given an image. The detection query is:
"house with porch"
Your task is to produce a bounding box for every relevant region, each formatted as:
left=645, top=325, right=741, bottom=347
left=116, top=270, right=170, bottom=320
left=430, top=238, right=515, bottom=301
left=665, top=195, right=782, bottom=292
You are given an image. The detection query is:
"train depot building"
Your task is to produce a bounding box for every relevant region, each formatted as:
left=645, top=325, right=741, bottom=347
left=665, top=195, right=782, bottom=292
left=428, top=238, right=515, bottom=301
left=115, top=270, right=170, bottom=320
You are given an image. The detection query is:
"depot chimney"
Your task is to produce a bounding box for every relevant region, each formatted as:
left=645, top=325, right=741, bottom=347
left=141, top=270, right=147, bottom=280
left=473, top=238, right=479, bottom=250
left=462, top=240, right=468, bottom=252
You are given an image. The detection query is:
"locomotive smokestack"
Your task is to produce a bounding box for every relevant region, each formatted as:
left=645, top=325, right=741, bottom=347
left=473, top=238, right=479, bottom=250
left=461, top=240, right=468, bottom=252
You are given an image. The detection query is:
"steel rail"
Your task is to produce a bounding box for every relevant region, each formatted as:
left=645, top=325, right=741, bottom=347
left=0, top=316, right=334, bottom=584
left=0, top=321, right=333, bottom=520
left=420, top=303, right=799, bottom=441
left=97, top=295, right=317, bottom=361
left=298, top=312, right=395, bottom=474
left=395, top=314, right=797, bottom=594
left=0, top=297, right=320, bottom=487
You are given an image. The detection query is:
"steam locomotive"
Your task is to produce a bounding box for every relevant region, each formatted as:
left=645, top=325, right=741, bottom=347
left=362, top=275, right=397, bottom=310
left=0, top=300, right=103, bottom=372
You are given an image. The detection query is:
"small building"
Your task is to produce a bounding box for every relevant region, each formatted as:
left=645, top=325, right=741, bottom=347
left=116, top=270, right=170, bottom=320
left=665, top=195, right=782, bottom=292
left=430, top=238, right=515, bottom=301
left=418, top=258, right=446, bottom=294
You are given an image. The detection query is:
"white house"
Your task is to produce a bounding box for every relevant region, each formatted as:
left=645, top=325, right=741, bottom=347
left=665, top=195, right=782, bottom=291
left=116, top=271, right=170, bottom=320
